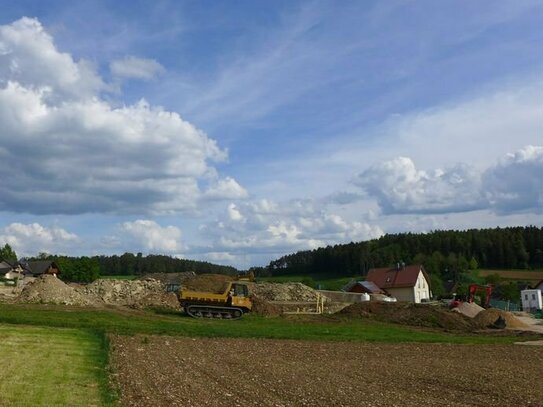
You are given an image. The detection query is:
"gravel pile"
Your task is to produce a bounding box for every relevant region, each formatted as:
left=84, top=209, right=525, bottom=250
left=18, top=275, right=92, bottom=306
left=138, top=272, right=196, bottom=285
left=80, top=279, right=180, bottom=310
left=247, top=282, right=324, bottom=302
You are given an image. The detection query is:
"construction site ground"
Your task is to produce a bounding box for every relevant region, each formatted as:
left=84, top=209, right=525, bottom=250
left=111, top=335, right=543, bottom=407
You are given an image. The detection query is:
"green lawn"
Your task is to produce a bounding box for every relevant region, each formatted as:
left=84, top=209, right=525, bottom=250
left=0, top=303, right=531, bottom=345
left=0, top=325, right=116, bottom=407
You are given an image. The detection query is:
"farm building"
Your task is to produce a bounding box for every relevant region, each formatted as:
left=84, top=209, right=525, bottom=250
left=342, top=280, right=384, bottom=294
left=366, top=264, right=431, bottom=303
left=0, top=260, right=24, bottom=281
left=23, top=261, right=61, bottom=277
left=521, top=289, right=542, bottom=311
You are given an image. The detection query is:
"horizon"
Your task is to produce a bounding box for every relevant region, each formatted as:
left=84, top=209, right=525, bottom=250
left=1, top=1, right=543, bottom=268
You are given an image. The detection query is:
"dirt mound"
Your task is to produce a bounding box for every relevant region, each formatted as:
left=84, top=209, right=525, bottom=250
left=473, top=309, right=527, bottom=329
left=250, top=297, right=282, bottom=317
left=452, top=302, right=484, bottom=318
left=340, top=302, right=475, bottom=331
left=18, top=275, right=92, bottom=306
left=138, top=272, right=196, bottom=285
left=181, top=274, right=234, bottom=293
left=80, top=279, right=179, bottom=310
left=247, top=282, right=323, bottom=302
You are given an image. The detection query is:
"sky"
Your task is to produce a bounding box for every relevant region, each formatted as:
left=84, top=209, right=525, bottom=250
left=1, top=0, right=543, bottom=269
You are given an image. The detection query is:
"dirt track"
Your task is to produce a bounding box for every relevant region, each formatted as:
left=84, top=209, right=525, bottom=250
left=110, top=336, right=543, bottom=407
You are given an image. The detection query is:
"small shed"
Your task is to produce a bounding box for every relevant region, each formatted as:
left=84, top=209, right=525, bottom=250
left=342, top=280, right=384, bottom=294
left=521, top=289, right=542, bottom=311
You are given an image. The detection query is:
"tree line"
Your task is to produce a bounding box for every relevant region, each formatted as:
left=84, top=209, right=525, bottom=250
left=25, top=252, right=238, bottom=283
left=249, top=226, right=543, bottom=296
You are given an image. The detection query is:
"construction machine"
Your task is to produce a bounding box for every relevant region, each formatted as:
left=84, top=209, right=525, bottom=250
left=468, top=284, right=492, bottom=308
left=179, top=281, right=252, bottom=320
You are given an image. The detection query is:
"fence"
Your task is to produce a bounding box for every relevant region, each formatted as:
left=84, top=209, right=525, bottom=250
left=489, top=299, right=520, bottom=312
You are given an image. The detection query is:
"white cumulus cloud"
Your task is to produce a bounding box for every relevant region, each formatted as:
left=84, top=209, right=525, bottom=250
left=0, top=222, right=79, bottom=257
left=484, top=145, right=543, bottom=214
left=355, top=157, right=484, bottom=214
left=198, top=198, right=384, bottom=266
left=0, top=18, right=244, bottom=215
left=118, top=220, right=182, bottom=252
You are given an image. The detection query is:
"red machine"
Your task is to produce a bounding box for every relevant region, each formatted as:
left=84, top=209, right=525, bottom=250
left=468, top=284, right=492, bottom=308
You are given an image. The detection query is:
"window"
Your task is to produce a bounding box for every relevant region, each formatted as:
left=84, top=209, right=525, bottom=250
left=525, top=294, right=529, bottom=300
left=533, top=294, right=536, bottom=300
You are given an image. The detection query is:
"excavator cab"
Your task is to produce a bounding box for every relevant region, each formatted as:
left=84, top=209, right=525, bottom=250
left=229, top=282, right=252, bottom=311
left=231, top=283, right=249, bottom=297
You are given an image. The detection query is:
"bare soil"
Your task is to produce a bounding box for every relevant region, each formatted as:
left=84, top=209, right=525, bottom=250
left=110, top=335, right=543, bottom=407
left=339, top=302, right=476, bottom=331
left=181, top=274, right=234, bottom=293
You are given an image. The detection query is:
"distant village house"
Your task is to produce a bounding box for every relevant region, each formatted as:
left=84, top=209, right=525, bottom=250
left=365, top=264, right=431, bottom=303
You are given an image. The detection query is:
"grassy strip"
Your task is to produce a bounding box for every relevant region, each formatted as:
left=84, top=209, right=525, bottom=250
left=0, top=303, right=532, bottom=345
left=0, top=324, right=117, bottom=406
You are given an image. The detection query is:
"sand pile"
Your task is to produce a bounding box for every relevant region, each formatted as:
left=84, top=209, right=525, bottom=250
left=80, top=279, right=179, bottom=310
left=181, top=274, right=234, bottom=294
left=247, top=282, right=324, bottom=302
left=18, top=275, right=92, bottom=306
left=452, top=302, right=484, bottom=318
left=473, top=309, right=527, bottom=329
left=340, top=302, right=475, bottom=331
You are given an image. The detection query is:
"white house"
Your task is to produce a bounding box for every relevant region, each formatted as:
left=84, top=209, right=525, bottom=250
left=366, top=264, right=431, bottom=303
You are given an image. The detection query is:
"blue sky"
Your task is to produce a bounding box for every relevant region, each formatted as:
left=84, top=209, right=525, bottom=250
left=1, top=0, right=543, bottom=268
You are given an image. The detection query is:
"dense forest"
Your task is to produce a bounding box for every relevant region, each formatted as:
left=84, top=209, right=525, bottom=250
left=29, top=252, right=238, bottom=283
left=249, top=226, right=543, bottom=298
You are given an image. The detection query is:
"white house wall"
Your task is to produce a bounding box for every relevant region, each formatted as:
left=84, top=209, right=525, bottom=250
left=414, top=271, right=431, bottom=303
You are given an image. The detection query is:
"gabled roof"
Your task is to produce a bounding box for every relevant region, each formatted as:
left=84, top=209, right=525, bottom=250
left=342, top=280, right=383, bottom=293
left=366, top=265, right=429, bottom=289
left=534, top=279, right=543, bottom=290
left=0, top=260, right=17, bottom=274
left=25, top=261, right=59, bottom=275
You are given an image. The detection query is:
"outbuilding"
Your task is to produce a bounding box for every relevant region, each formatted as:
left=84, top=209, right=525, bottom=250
left=521, top=289, right=542, bottom=311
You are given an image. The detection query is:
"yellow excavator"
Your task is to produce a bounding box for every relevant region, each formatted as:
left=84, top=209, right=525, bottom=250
left=179, top=281, right=253, bottom=319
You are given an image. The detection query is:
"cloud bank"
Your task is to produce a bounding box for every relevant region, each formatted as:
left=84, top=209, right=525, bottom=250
left=355, top=145, right=543, bottom=216
left=0, top=18, right=243, bottom=215
left=0, top=222, right=79, bottom=256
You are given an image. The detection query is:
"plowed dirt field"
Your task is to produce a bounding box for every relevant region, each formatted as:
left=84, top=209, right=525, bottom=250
left=110, top=335, right=543, bottom=407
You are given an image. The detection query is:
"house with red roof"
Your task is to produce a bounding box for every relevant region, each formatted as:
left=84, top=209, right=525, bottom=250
left=366, top=264, right=431, bottom=303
